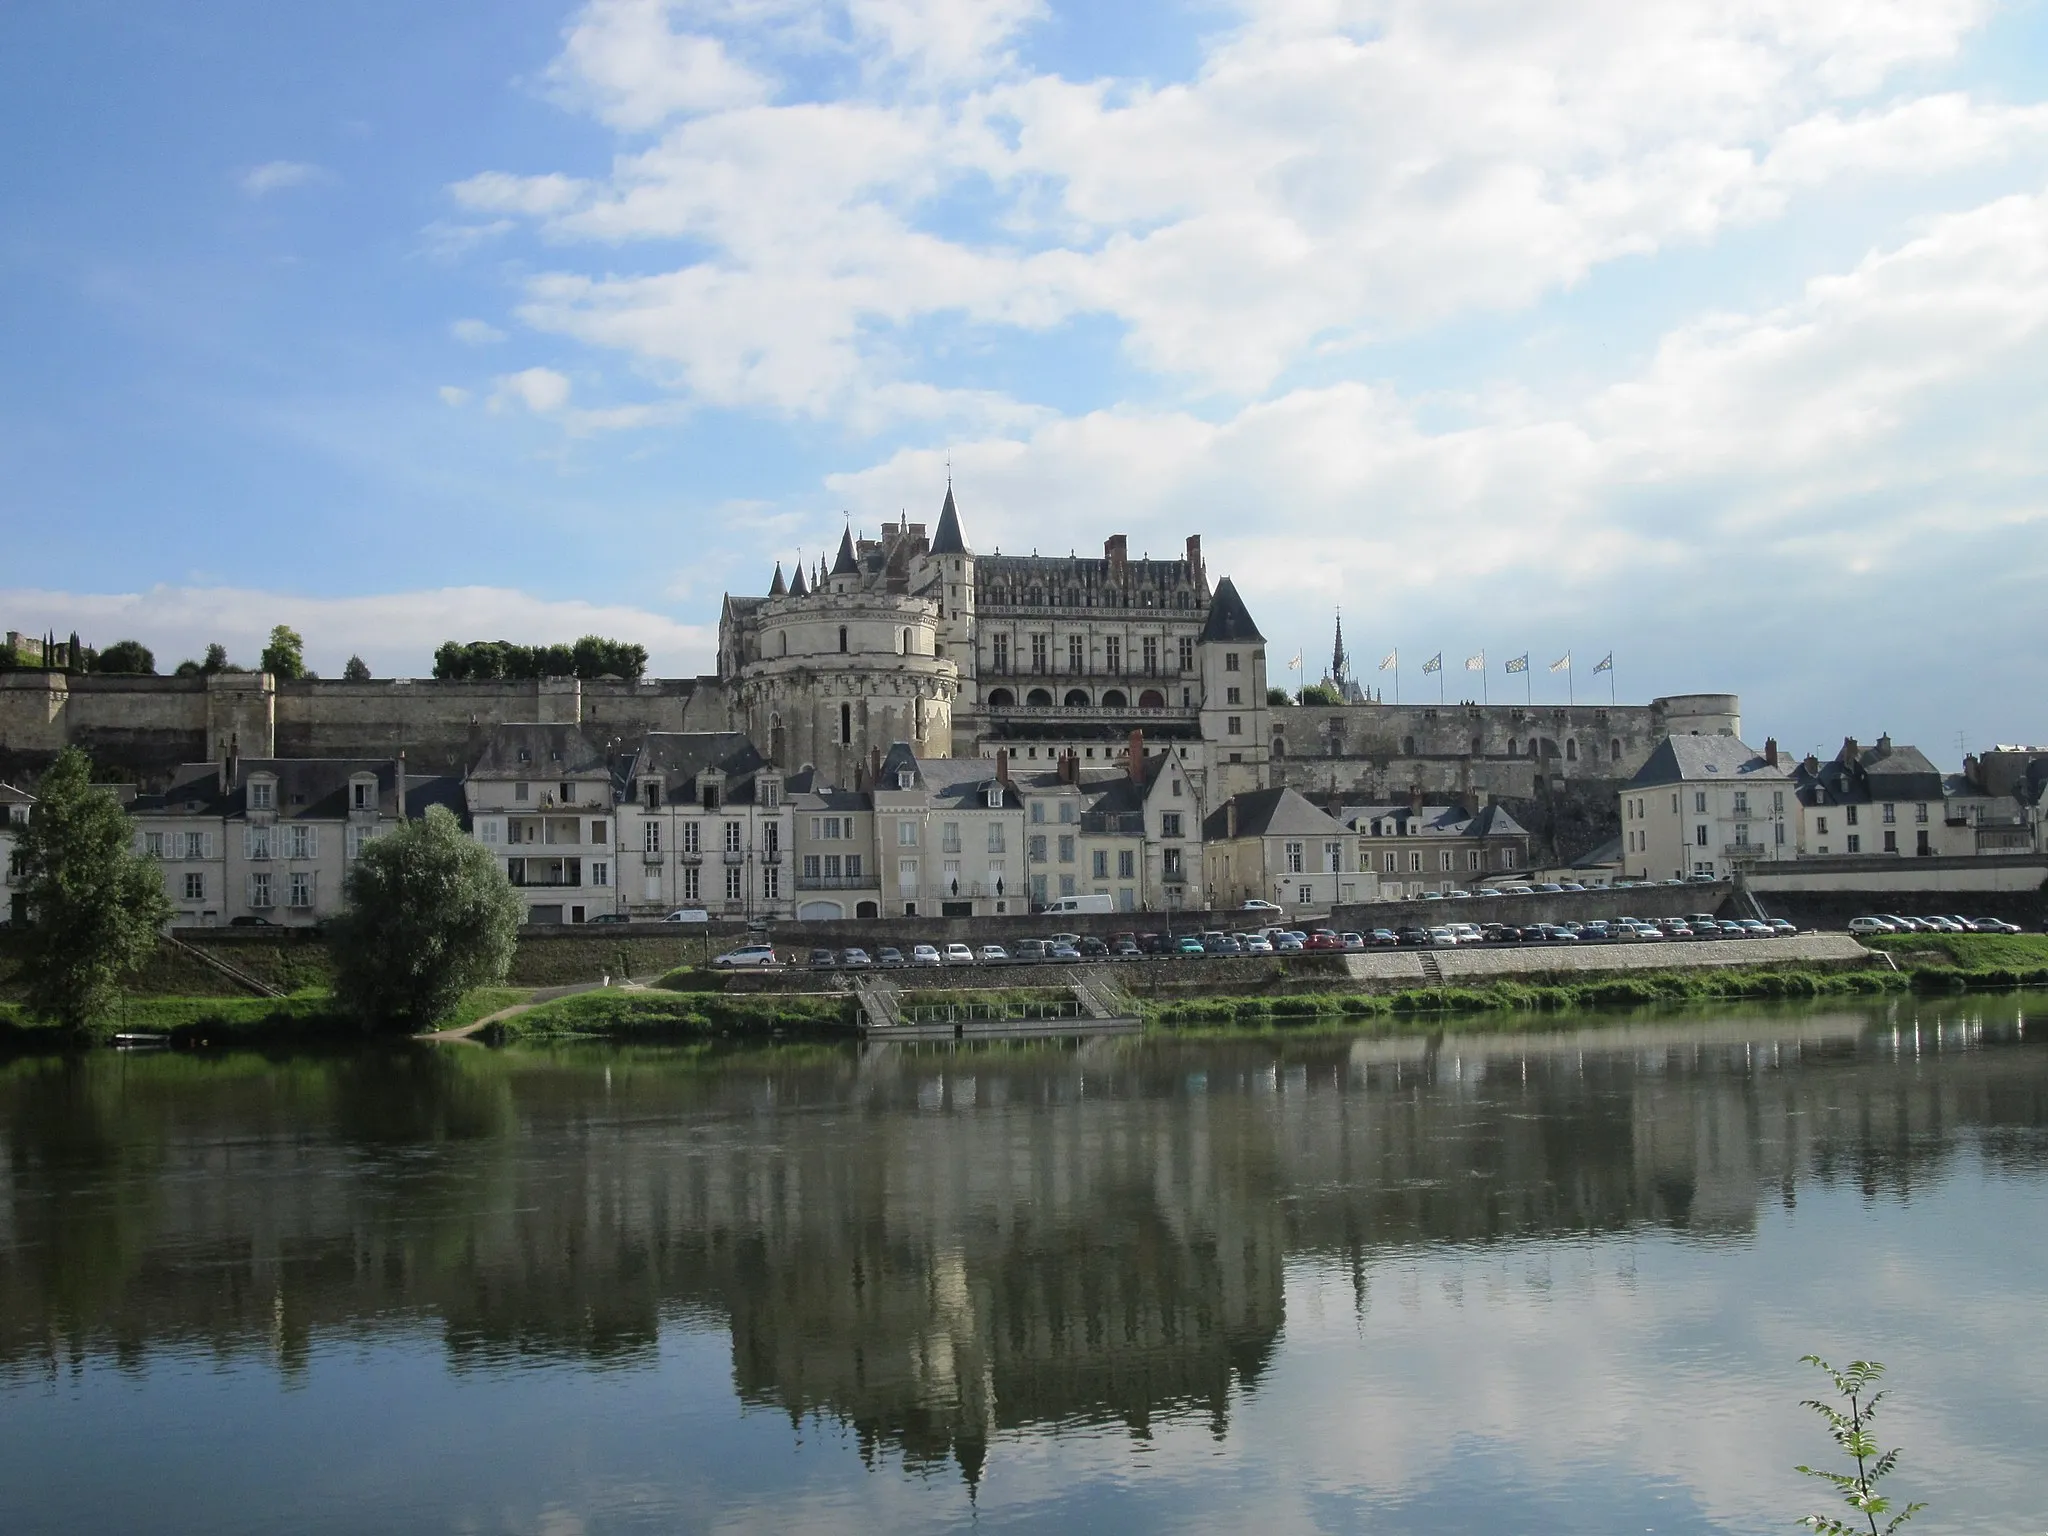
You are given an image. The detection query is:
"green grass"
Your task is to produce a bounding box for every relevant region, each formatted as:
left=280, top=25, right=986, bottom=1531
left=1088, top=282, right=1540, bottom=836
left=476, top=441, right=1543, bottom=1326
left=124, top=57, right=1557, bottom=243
left=0, top=984, right=541, bottom=1046
left=491, top=987, right=854, bottom=1041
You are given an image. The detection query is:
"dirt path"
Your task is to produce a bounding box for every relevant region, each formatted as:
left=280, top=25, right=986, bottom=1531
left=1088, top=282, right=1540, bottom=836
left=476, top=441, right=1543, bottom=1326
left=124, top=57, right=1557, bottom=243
left=421, top=980, right=634, bottom=1042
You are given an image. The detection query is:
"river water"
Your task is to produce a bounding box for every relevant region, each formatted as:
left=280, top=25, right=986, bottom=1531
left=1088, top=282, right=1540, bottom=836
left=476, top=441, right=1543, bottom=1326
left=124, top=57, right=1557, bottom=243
left=2, top=998, right=2044, bottom=1534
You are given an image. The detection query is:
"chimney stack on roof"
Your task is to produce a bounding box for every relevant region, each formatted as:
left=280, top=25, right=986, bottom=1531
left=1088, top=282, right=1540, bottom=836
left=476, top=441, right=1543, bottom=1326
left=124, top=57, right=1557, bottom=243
left=1184, top=534, right=1204, bottom=588
left=1126, top=729, right=1144, bottom=785
left=870, top=747, right=883, bottom=786
left=1764, top=737, right=1779, bottom=768
left=1225, top=798, right=1237, bottom=839
left=1409, top=782, right=1424, bottom=819
left=995, top=748, right=1010, bottom=786
left=395, top=750, right=407, bottom=820
left=1843, top=736, right=1859, bottom=763
left=1105, top=533, right=1128, bottom=577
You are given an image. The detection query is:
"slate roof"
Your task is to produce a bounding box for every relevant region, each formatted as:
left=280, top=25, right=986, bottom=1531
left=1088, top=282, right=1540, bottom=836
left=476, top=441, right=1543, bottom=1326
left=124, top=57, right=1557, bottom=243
left=830, top=526, right=860, bottom=576
left=1203, top=786, right=1345, bottom=841
left=623, top=732, right=768, bottom=803
left=875, top=741, right=1023, bottom=808
left=930, top=486, right=968, bottom=555
left=1627, top=734, right=1786, bottom=789
left=133, top=760, right=465, bottom=821
left=469, top=724, right=611, bottom=779
left=1340, top=802, right=1530, bottom=839
left=769, top=562, right=787, bottom=596
left=1792, top=735, right=1945, bottom=806
left=784, top=767, right=870, bottom=813
left=789, top=562, right=810, bottom=596
left=1198, top=577, right=1266, bottom=644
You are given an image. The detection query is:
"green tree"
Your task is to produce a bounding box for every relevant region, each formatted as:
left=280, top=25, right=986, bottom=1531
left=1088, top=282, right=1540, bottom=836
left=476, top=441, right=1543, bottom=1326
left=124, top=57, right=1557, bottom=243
left=1266, top=687, right=1294, bottom=706
left=342, top=654, right=372, bottom=681
left=11, top=748, right=174, bottom=1037
left=94, top=639, right=156, bottom=675
left=328, top=805, right=522, bottom=1033
left=260, top=625, right=307, bottom=680
left=1298, top=682, right=1342, bottom=707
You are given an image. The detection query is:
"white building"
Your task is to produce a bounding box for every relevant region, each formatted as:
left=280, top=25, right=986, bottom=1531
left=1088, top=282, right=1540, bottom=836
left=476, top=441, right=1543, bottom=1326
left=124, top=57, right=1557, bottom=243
left=788, top=771, right=879, bottom=922
left=1201, top=787, right=1370, bottom=910
left=1, top=783, right=32, bottom=925
left=1791, top=736, right=2015, bottom=858
left=1339, top=795, right=1532, bottom=898
left=1619, top=735, right=1793, bottom=881
left=464, top=724, right=618, bottom=926
left=870, top=741, right=1026, bottom=918
left=616, top=732, right=790, bottom=920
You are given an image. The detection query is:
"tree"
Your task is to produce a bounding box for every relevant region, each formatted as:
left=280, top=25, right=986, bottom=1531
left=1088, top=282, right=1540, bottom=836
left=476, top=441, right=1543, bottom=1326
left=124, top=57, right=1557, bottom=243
left=328, top=805, right=523, bottom=1033
left=10, top=748, right=174, bottom=1036
left=199, top=642, right=242, bottom=675
left=260, top=625, right=307, bottom=680
left=1298, top=682, right=1343, bottom=707
left=1266, top=687, right=1294, bottom=706
left=95, top=639, right=156, bottom=675
left=342, top=654, right=372, bottom=682
left=433, top=636, right=648, bottom=682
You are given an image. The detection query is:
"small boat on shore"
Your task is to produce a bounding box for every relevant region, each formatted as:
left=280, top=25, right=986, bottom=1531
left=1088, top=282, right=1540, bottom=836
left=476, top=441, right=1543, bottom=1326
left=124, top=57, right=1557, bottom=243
left=111, top=1033, right=171, bottom=1049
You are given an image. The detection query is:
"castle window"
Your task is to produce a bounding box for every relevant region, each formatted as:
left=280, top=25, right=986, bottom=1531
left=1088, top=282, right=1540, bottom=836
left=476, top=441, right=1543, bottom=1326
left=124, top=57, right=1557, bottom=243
left=1225, top=652, right=1240, bottom=672
left=1139, top=688, right=1164, bottom=709
left=1178, top=637, right=1193, bottom=672
left=1026, top=688, right=1052, bottom=706
left=1402, top=736, right=1415, bottom=755
left=987, top=688, right=1014, bottom=707
left=1105, top=636, right=1121, bottom=673
left=1068, top=635, right=1083, bottom=673
left=1566, top=740, right=1578, bottom=761
left=1032, top=634, right=1048, bottom=672
left=1064, top=689, right=1090, bottom=708
left=838, top=626, right=848, bottom=653
left=1611, top=738, right=1622, bottom=760
left=840, top=702, right=852, bottom=744
left=1101, top=688, right=1127, bottom=708
left=1143, top=636, right=1157, bottom=673
left=899, top=629, right=908, bottom=655
left=992, top=634, right=1009, bottom=673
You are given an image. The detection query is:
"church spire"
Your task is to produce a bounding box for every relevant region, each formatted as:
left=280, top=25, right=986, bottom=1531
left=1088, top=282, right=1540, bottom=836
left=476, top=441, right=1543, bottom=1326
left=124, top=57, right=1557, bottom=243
left=1331, top=609, right=1348, bottom=685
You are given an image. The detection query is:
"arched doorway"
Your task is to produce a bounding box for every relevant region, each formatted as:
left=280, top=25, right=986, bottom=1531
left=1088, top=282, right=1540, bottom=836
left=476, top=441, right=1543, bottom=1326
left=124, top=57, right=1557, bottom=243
left=1026, top=687, right=1053, bottom=707
left=1100, top=688, right=1127, bottom=707
left=1138, top=688, right=1165, bottom=709
left=987, top=687, right=1015, bottom=707
left=855, top=900, right=880, bottom=920
left=1064, top=688, right=1090, bottom=707
left=797, top=900, right=844, bottom=921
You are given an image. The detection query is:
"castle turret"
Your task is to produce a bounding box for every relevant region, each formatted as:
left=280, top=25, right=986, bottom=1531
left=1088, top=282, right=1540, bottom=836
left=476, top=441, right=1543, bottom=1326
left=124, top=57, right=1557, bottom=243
left=923, top=484, right=977, bottom=705
left=769, top=562, right=787, bottom=596
left=1196, top=577, right=1270, bottom=799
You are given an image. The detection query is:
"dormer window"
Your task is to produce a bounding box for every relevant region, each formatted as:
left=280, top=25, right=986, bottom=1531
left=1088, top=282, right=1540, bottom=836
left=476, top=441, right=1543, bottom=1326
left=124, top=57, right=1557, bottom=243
left=351, top=780, right=374, bottom=812
left=898, top=769, right=915, bottom=790
left=642, top=780, right=661, bottom=810
left=516, top=749, right=531, bottom=764
left=248, top=781, right=274, bottom=810
left=985, top=786, right=1003, bottom=809
left=515, top=782, right=529, bottom=801
left=559, top=782, right=573, bottom=803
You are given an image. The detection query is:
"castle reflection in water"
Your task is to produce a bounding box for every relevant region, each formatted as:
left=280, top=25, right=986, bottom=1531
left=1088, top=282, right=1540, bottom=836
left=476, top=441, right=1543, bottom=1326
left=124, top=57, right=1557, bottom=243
left=1, top=1002, right=2041, bottom=1482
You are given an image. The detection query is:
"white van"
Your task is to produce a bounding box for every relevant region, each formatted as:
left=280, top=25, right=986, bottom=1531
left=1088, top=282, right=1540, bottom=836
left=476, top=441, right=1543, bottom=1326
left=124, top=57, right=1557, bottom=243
left=1043, top=892, right=1115, bottom=915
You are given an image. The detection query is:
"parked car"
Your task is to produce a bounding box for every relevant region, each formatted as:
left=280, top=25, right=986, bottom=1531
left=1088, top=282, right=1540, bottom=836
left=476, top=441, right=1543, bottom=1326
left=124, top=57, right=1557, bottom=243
left=1427, top=926, right=1459, bottom=948
left=1847, top=917, right=1890, bottom=936
left=1768, top=919, right=1797, bottom=937
left=1476, top=888, right=1503, bottom=898
left=978, top=944, right=1010, bottom=965
left=1369, top=928, right=1399, bottom=947
left=1272, top=932, right=1305, bottom=953
left=1078, top=936, right=1110, bottom=959
left=1112, top=936, right=1143, bottom=958
left=1974, top=918, right=2022, bottom=934
left=1174, top=935, right=1207, bottom=956
left=841, top=947, right=874, bottom=969
left=713, top=944, right=782, bottom=969
left=808, top=948, right=838, bottom=970
left=587, top=912, right=632, bottom=925
left=944, top=943, right=975, bottom=965
left=1395, top=927, right=1430, bottom=947
left=911, top=944, right=944, bottom=967
left=1340, top=932, right=1366, bottom=951
left=1240, top=899, right=1285, bottom=916
left=1307, top=929, right=1343, bottom=951
left=1050, top=941, right=1084, bottom=961
left=228, top=915, right=278, bottom=928
left=1140, top=933, right=1174, bottom=955
left=662, top=908, right=710, bottom=924
left=1240, top=933, right=1275, bottom=955
left=876, top=946, right=907, bottom=968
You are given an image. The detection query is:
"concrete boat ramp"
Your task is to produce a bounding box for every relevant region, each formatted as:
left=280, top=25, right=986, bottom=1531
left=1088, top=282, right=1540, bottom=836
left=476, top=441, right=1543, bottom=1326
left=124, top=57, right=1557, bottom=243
left=852, top=970, right=1142, bottom=1042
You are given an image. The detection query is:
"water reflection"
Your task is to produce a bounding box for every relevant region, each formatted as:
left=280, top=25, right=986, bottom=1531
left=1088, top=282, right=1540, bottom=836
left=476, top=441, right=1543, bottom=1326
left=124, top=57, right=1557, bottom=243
left=0, top=999, right=2042, bottom=1496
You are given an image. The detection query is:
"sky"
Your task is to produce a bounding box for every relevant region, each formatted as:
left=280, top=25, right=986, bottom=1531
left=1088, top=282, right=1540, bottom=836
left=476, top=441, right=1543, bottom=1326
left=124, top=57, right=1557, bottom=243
left=2, top=0, right=2046, bottom=766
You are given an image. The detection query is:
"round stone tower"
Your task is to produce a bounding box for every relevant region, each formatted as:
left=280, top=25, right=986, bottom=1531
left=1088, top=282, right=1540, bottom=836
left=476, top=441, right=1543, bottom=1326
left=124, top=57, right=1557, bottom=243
left=1653, top=693, right=1742, bottom=738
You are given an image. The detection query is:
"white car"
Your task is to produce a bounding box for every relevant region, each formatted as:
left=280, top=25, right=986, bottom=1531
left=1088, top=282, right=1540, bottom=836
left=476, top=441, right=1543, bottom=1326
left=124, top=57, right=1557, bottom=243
left=1240, top=899, right=1285, bottom=915
left=945, top=943, right=975, bottom=965
left=1427, top=926, right=1459, bottom=948
left=911, top=944, right=944, bottom=967
left=977, top=944, right=1010, bottom=964
left=1847, top=916, right=1895, bottom=936
left=711, top=943, right=781, bottom=968
left=662, top=908, right=709, bottom=923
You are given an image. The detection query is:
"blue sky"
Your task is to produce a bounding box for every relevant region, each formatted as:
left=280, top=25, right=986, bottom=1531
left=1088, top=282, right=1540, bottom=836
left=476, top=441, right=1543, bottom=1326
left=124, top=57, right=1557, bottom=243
left=3, top=0, right=2047, bottom=765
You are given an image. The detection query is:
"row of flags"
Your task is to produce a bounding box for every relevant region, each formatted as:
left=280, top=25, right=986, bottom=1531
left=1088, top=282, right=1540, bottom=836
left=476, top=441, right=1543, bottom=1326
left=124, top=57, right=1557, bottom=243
left=1366, top=650, right=1615, bottom=674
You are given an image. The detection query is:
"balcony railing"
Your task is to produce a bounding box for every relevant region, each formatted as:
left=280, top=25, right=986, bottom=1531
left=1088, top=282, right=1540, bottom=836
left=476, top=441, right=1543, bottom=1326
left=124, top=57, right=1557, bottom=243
left=795, top=874, right=876, bottom=891
left=761, top=851, right=782, bottom=865
left=721, top=850, right=746, bottom=865
left=511, top=876, right=584, bottom=889
left=641, top=849, right=665, bottom=864
left=1722, top=843, right=1778, bottom=859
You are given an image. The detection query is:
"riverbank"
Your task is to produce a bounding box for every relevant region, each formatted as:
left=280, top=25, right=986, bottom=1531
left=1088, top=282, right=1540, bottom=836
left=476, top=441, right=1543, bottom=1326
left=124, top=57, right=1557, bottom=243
left=4, top=933, right=2044, bottom=1048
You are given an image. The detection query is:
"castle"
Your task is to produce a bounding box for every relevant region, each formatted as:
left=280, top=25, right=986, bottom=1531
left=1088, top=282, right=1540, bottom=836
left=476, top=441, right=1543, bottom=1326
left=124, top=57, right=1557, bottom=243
left=0, top=486, right=1737, bottom=862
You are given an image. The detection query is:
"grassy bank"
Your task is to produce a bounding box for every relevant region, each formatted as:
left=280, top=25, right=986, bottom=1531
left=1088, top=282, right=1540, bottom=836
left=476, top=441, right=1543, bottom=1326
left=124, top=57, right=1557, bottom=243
left=1867, top=931, right=2048, bottom=991
left=0, top=985, right=535, bottom=1047
left=491, top=987, right=853, bottom=1041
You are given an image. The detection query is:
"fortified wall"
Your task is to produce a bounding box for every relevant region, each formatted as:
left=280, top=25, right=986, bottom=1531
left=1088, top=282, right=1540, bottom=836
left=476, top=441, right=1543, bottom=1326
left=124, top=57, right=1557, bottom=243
left=0, top=671, right=734, bottom=784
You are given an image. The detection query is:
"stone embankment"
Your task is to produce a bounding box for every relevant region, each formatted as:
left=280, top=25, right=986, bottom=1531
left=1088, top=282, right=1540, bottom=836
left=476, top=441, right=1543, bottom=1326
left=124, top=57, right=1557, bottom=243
left=1341, top=933, right=1872, bottom=986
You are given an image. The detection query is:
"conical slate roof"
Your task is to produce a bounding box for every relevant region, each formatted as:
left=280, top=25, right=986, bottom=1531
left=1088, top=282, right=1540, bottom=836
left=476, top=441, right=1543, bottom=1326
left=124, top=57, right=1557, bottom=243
left=1198, top=577, right=1265, bottom=644
left=830, top=525, right=859, bottom=576
left=789, top=561, right=810, bottom=597
left=769, top=562, right=787, bottom=596
left=930, top=485, right=968, bottom=555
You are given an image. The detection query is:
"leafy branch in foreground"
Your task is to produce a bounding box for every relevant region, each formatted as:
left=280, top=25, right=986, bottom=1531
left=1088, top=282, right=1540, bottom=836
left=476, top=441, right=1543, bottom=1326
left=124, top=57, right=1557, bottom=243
left=1795, top=1356, right=1926, bottom=1535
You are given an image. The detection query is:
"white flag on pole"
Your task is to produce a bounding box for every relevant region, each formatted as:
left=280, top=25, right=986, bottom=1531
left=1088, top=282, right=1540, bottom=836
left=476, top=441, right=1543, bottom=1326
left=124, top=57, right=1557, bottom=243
left=1464, top=652, right=1484, bottom=671
left=1379, top=651, right=1397, bottom=671
left=1550, top=652, right=1571, bottom=673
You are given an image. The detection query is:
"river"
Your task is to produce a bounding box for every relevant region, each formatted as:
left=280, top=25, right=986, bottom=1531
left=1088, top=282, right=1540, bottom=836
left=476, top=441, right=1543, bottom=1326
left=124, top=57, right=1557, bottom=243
left=2, top=997, right=2044, bottom=1533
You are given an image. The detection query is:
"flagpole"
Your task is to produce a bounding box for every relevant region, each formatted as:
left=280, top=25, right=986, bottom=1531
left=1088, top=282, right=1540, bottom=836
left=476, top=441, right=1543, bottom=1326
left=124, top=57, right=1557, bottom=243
left=1609, top=656, right=1616, bottom=707
left=1567, top=653, right=1574, bottom=707
left=1481, top=651, right=1488, bottom=706
left=1525, top=661, right=1531, bottom=708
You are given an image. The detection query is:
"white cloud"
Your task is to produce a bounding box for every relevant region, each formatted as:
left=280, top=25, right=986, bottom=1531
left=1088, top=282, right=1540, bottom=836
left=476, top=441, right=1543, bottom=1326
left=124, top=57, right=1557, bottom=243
left=240, top=160, right=325, bottom=196
left=0, top=584, right=716, bottom=680
left=438, top=385, right=471, bottom=407
left=449, top=318, right=508, bottom=346
left=490, top=367, right=574, bottom=413
left=450, top=170, right=590, bottom=216
left=547, top=0, right=774, bottom=131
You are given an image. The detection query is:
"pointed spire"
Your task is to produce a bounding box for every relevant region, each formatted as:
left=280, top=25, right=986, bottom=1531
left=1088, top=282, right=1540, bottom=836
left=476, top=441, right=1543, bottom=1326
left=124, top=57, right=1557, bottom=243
left=931, top=482, right=968, bottom=555
left=1332, top=609, right=1348, bottom=682
left=1198, top=577, right=1266, bottom=644
left=789, top=560, right=810, bottom=597
left=831, top=523, right=859, bottom=577
left=769, top=561, right=787, bottom=596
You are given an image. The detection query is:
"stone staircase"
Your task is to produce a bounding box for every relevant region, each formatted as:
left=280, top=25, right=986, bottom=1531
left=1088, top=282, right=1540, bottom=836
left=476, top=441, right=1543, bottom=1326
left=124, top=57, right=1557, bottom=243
left=1416, top=949, right=1446, bottom=987
left=165, top=936, right=285, bottom=999
left=850, top=974, right=903, bottom=1031
left=1069, top=967, right=1135, bottom=1021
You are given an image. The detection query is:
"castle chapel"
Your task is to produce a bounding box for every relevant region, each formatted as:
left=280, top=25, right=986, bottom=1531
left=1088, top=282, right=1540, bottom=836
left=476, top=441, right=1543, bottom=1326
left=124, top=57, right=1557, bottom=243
left=719, top=489, right=1273, bottom=800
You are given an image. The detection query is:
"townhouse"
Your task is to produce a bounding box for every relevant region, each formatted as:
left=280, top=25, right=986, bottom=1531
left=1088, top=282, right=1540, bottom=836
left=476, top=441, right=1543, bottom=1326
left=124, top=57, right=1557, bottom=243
left=464, top=724, right=618, bottom=925
left=1340, top=793, right=1532, bottom=898
left=616, top=731, right=791, bottom=920
left=1, top=782, right=31, bottom=925
left=1619, top=734, right=1794, bottom=882
left=1790, top=736, right=2017, bottom=858
left=870, top=742, right=1025, bottom=918
left=1201, top=787, right=1371, bottom=910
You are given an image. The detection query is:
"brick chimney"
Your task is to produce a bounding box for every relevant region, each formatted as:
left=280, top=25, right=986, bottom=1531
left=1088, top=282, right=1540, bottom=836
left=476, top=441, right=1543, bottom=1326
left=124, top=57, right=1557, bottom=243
left=1126, top=729, right=1144, bottom=785
left=995, top=748, right=1010, bottom=786
left=1842, top=736, right=1859, bottom=763
left=1764, top=737, right=1779, bottom=768
left=1184, top=534, right=1204, bottom=587
left=870, top=746, right=883, bottom=786
left=1105, top=534, right=1128, bottom=578
left=1409, top=782, right=1424, bottom=819
left=395, top=750, right=407, bottom=820
left=1225, top=798, right=1237, bottom=839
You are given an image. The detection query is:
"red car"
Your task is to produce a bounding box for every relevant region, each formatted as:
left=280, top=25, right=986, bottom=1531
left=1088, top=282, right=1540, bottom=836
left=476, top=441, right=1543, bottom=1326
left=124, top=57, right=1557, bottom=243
left=1306, top=929, right=1344, bottom=951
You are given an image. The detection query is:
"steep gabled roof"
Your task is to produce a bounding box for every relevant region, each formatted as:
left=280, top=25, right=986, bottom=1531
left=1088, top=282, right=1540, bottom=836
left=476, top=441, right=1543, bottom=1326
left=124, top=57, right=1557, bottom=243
left=930, top=485, right=968, bottom=555
left=1203, top=786, right=1343, bottom=841
left=1198, top=577, right=1265, bottom=644
left=1628, top=734, right=1785, bottom=789
left=830, top=525, right=859, bottom=576
left=468, top=723, right=610, bottom=779
left=625, top=732, right=768, bottom=802
left=789, top=561, right=809, bottom=596
left=769, top=562, right=787, bottom=596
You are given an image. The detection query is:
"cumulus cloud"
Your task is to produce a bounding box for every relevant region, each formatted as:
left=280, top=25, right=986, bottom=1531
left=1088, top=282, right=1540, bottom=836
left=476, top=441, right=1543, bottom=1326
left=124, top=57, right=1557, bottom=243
left=240, top=160, right=325, bottom=196
left=491, top=366, right=573, bottom=413
left=0, top=584, right=716, bottom=680
left=438, top=385, right=471, bottom=406
left=547, top=0, right=775, bottom=131
left=449, top=318, right=507, bottom=345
